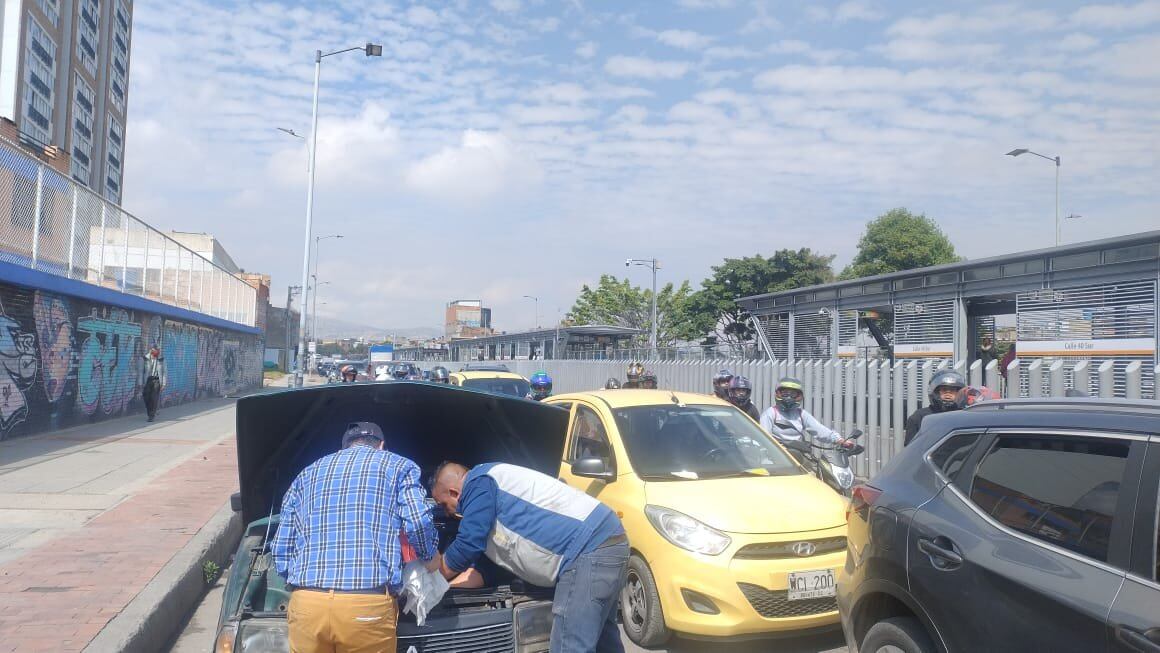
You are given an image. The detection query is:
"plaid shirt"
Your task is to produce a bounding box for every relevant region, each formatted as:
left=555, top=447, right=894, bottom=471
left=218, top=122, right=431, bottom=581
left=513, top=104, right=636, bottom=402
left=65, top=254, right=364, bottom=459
left=271, top=444, right=437, bottom=593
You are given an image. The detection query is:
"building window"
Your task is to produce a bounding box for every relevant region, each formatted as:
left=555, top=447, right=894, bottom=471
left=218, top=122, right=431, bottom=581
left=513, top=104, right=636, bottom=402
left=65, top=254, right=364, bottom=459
left=21, top=16, right=57, bottom=145
left=77, top=0, right=100, bottom=77
left=71, top=74, right=96, bottom=184
left=105, top=117, right=123, bottom=201
left=108, top=0, right=130, bottom=114
left=36, top=0, right=60, bottom=27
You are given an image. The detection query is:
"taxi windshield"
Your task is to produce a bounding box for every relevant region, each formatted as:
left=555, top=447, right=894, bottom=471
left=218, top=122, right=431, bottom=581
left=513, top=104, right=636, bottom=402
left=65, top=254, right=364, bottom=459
left=612, top=405, right=801, bottom=480
left=462, top=378, right=531, bottom=398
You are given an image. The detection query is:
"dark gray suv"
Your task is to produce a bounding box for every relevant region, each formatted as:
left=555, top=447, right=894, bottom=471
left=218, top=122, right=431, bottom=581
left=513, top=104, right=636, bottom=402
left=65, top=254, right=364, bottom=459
left=837, top=399, right=1160, bottom=653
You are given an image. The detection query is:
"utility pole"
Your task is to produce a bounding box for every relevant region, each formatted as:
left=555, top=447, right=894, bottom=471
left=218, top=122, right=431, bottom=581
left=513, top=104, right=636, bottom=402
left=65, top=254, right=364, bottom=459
left=284, top=285, right=301, bottom=373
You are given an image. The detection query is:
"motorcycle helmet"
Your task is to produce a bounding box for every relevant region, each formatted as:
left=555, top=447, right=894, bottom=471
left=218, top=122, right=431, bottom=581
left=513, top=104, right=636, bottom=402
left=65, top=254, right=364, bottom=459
left=927, top=370, right=967, bottom=412
left=640, top=371, right=658, bottom=390
left=529, top=371, right=553, bottom=400
left=775, top=377, right=805, bottom=411
left=712, top=369, right=734, bottom=399
left=626, top=362, right=644, bottom=382
left=341, top=365, right=357, bottom=382
left=727, top=376, right=752, bottom=407
left=605, top=377, right=621, bottom=390
left=430, top=366, right=450, bottom=383
left=392, top=367, right=408, bottom=380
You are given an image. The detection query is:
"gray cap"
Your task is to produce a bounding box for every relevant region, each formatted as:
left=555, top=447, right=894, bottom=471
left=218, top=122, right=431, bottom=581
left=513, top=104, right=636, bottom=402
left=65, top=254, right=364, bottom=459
left=342, top=421, right=384, bottom=448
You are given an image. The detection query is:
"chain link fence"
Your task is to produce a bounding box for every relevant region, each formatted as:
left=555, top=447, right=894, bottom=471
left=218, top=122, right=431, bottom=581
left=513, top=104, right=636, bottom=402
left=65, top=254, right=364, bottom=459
left=0, top=137, right=255, bottom=326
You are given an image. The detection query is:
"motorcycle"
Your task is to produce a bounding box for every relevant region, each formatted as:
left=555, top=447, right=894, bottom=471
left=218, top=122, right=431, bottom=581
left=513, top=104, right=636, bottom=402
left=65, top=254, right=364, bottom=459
left=773, top=418, right=864, bottom=496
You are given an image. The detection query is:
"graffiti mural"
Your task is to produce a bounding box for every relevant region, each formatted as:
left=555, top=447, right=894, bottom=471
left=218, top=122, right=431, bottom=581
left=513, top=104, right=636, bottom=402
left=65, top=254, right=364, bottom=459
left=0, top=283, right=263, bottom=441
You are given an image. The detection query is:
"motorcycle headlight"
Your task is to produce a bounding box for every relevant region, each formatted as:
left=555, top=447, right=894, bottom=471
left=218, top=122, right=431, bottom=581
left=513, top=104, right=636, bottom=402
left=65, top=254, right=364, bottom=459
left=237, top=620, right=289, bottom=653
left=513, top=600, right=552, bottom=653
left=645, top=505, right=731, bottom=556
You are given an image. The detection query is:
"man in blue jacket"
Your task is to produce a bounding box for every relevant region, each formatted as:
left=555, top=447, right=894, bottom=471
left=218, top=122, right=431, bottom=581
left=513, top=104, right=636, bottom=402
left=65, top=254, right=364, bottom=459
left=431, top=461, right=628, bottom=653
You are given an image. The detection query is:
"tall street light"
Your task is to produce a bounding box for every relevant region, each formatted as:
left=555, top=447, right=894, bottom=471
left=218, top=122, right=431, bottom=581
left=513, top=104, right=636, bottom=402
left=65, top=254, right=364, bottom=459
left=294, top=42, right=382, bottom=387
left=523, top=295, right=540, bottom=329
left=1006, top=148, right=1061, bottom=246
left=626, top=258, right=661, bottom=356
left=311, top=233, right=342, bottom=367
left=310, top=278, right=331, bottom=346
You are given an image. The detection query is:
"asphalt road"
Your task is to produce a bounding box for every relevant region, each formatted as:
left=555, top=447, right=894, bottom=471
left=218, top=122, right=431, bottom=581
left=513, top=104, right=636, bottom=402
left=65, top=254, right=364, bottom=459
left=169, top=572, right=848, bottom=653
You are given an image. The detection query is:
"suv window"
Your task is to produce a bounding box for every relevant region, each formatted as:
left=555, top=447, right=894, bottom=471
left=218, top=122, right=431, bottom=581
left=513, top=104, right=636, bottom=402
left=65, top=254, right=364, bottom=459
left=969, top=434, right=1130, bottom=563
left=929, top=432, right=981, bottom=482
left=569, top=405, right=611, bottom=463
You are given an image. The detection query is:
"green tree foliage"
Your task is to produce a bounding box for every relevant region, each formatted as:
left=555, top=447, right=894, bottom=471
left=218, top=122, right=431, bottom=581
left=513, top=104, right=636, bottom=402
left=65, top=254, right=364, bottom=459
left=688, top=249, right=835, bottom=353
left=567, top=275, right=700, bottom=346
left=840, top=208, right=959, bottom=279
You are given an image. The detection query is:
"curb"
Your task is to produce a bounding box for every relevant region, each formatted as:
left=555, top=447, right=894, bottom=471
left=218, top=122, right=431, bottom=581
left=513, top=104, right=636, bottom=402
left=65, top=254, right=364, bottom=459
left=84, top=500, right=242, bottom=653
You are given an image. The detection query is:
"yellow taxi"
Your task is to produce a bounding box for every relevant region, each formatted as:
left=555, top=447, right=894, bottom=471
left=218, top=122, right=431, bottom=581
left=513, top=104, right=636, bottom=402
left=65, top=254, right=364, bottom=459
left=544, top=389, right=848, bottom=646
left=448, top=367, right=531, bottom=399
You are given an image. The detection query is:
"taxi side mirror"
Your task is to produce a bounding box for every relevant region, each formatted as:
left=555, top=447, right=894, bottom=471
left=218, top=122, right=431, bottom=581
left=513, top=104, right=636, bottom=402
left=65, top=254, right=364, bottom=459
left=572, top=457, right=615, bottom=482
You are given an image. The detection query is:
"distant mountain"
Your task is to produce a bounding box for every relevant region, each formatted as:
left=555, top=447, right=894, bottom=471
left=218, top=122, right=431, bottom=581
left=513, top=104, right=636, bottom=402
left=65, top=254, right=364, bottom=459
left=312, top=316, right=442, bottom=341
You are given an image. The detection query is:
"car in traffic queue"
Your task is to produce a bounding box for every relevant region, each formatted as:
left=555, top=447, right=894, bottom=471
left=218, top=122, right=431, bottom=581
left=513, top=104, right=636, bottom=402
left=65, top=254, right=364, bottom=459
left=448, top=368, right=531, bottom=399
left=543, top=389, right=850, bottom=647
left=214, top=381, right=570, bottom=653
left=838, top=398, right=1160, bottom=653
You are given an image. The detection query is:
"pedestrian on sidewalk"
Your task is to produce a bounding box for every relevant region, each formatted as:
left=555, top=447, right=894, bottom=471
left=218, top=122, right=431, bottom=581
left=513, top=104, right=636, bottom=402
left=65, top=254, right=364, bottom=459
left=431, top=461, right=629, bottom=652
left=271, top=422, right=439, bottom=653
left=142, top=344, right=166, bottom=422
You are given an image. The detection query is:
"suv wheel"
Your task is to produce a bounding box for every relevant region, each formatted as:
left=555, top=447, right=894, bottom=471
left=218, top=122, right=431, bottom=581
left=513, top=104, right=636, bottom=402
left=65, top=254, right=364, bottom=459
left=860, top=617, right=936, bottom=653
left=620, top=555, right=670, bottom=647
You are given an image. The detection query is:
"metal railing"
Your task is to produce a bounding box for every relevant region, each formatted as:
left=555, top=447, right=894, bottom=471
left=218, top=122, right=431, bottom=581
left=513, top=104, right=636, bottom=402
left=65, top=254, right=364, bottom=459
left=493, top=356, right=1158, bottom=480
left=0, top=137, right=256, bottom=326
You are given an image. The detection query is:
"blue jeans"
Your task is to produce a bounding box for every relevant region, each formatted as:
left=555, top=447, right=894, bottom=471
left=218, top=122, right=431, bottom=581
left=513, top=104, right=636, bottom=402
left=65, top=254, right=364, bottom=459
left=550, top=540, right=629, bottom=653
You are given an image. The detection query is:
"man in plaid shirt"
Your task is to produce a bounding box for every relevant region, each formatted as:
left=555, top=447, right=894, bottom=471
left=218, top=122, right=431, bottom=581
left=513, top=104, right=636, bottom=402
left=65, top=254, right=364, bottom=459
left=272, top=422, right=439, bottom=653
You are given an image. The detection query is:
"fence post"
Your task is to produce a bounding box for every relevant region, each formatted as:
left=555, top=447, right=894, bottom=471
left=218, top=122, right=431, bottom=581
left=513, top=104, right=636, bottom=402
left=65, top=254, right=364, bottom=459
left=1073, top=361, right=1090, bottom=396
left=866, top=360, right=879, bottom=477
left=802, top=361, right=815, bottom=416
left=969, top=360, right=982, bottom=386
left=1027, top=360, right=1043, bottom=397
left=1003, top=358, right=1019, bottom=398
left=894, top=362, right=908, bottom=454
left=918, top=361, right=933, bottom=410
left=1153, top=366, right=1159, bottom=402
left=880, top=360, right=891, bottom=467
left=984, top=360, right=997, bottom=390
left=1048, top=360, right=1065, bottom=396
left=141, top=229, right=149, bottom=296
left=823, top=360, right=836, bottom=428
left=186, top=251, right=193, bottom=308
left=854, top=360, right=867, bottom=477
left=1125, top=361, right=1142, bottom=400
left=31, top=164, right=43, bottom=267
left=67, top=186, right=78, bottom=278
left=1097, top=361, right=1115, bottom=399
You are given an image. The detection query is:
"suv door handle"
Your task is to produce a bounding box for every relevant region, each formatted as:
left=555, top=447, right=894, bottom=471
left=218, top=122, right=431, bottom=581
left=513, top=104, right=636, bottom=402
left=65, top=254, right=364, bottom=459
left=917, top=537, right=963, bottom=568
left=1115, top=626, right=1160, bottom=653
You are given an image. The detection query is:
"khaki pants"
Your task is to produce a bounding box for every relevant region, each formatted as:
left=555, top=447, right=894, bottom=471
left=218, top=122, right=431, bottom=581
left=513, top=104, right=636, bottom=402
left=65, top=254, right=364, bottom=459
left=288, top=590, right=397, bottom=653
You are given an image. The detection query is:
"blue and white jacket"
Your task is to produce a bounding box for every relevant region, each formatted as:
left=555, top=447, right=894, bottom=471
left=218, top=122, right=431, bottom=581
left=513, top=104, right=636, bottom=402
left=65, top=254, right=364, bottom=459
left=443, top=463, right=624, bottom=587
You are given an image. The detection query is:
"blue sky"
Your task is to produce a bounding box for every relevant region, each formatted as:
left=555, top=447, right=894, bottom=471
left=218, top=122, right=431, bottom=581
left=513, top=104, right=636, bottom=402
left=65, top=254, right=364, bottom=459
left=122, top=0, right=1160, bottom=332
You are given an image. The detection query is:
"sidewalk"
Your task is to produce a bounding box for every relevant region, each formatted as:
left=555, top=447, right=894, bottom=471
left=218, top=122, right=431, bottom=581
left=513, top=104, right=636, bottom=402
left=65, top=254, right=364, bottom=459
left=0, top=373, right=327, bottom=652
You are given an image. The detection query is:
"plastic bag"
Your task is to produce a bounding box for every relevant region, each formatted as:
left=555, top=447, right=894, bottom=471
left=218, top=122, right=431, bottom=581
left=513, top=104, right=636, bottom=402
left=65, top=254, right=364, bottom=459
left=400, top=560, right=449, bottom=626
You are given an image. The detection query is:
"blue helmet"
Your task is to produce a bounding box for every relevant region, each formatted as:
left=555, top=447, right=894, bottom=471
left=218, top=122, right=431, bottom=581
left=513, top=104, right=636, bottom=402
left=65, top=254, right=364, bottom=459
left=530, top=371, right=553, bottom=400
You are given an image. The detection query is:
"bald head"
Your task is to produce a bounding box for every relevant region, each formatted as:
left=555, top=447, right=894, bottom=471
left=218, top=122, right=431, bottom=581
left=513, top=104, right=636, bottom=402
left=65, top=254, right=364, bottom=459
left=432, top=462, right=469, bottom=515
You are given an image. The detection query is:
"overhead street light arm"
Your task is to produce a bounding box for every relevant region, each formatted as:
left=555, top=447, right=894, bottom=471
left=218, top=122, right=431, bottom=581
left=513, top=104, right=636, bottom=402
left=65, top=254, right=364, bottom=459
left=320, top=43, right=383, bottom=60
left=1006, top=148, right=1059, bottom=165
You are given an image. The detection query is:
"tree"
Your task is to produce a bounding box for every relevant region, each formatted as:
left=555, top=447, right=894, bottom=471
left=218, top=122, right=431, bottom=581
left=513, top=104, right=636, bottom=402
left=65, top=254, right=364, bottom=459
left=567, top=275, right=700, bottom=347
left=688, top=249, right=835, bottom=354
left=840, top=208, right=959, bottom=279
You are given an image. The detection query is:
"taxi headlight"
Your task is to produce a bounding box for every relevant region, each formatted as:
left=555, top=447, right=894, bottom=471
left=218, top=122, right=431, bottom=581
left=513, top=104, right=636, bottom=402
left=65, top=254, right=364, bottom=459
left=513, top=600, right=552, bottom=653
left=214, top=623, right=238, bottom=653
left=237, top=620, right=289, bottom=653
left=645, top=505, right=731, bottom=556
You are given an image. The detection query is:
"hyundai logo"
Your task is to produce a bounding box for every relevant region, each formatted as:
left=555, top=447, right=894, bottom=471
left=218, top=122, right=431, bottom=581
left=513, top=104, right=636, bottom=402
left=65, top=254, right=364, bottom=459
left=791, top=541, right=816, bottom=557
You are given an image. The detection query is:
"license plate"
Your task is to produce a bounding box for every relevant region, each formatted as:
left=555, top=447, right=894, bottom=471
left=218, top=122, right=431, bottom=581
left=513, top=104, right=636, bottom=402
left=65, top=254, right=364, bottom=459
left=787, top=568, right=836, bottom=601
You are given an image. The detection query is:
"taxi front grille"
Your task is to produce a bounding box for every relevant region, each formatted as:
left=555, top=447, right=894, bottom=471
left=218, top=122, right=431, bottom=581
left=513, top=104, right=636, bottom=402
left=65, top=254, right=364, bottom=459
left=737, top=583, right=838, bottom=619
left=396, top=623, right=513, bottom=652
left=734, top=536, right=847, bottom=560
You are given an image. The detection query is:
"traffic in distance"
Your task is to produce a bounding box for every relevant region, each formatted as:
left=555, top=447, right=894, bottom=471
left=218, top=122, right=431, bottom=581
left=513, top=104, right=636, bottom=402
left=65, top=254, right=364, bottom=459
left=212, top=362, right=1160, bottom=653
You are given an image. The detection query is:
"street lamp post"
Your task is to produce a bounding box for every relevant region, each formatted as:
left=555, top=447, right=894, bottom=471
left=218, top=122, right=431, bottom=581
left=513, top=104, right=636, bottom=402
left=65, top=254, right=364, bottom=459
left=523, top=295, right=540, bottom=329
left=626, top=258, right=661, bottom=356
left=309, top=233, right=342, bottom=372
left=1006, top=148, right=1061, bottom=246
left=294, top=42, right=382, bottom=387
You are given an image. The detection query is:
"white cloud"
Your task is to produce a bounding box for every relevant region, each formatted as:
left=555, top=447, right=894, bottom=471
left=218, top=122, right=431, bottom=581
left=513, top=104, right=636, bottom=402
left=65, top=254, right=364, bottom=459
left=575, top=41, right=598, bottom=58
left=741, top=4, right=781, bottom=33
left=604, top=55, right=691, bottom=79
left=406, top=5, right=440, bottom=28
left=490, top=0, right=522, bottom=13
left=610, top=104, right=648, bottom=123
left=888, top=6, right=1058, bottom=37
left=1092, top=34, right=1160, bottom=78
left=1057, top=33, right=1099, bottom=51
left=1072, top=1, right=1160, bottom=28
left=529, top=16, right=561, bottom=32
left=876, top=39, right=1003, bottom=62
left=677, top=0, right=734, bottom=8
left=834, top=1, right=884, bottom=22
left=656, top=29, right=714, bottom=50
left=405, top=131, right=542, bottom=200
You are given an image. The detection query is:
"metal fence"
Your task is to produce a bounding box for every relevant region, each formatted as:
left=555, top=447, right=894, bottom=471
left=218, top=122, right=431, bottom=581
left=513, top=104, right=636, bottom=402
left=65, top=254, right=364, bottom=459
left=0, top=138, right=256, bottom=326
left=490, top=357, right=1159, bottom=479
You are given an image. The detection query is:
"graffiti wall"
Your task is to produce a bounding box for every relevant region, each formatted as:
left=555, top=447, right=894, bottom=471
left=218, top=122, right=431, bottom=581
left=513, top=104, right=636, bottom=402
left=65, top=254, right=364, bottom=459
left=0, top=284, right=262, bottom=440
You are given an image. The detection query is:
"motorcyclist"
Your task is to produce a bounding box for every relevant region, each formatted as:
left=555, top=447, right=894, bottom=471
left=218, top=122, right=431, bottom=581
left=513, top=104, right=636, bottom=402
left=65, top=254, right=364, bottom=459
left=726, top=376, right=761, bottom=421
left=624, top=362, right=644, bottom=389
left=712, top=369, right=734, bottom=399
left=760, top=377, right=848, bottom=449
left=340, top=365, right=358, bottom=383
left=430, top=366, right=450, bottom=383
left=604, top=378, right=621, bottom=390
left=529, top=371, right=553, bottom=401
left=904, top=370, right=967, bottom=446
left=392, top=365, right=409, bottom=380
left=640, top=371, right=658, bottom=390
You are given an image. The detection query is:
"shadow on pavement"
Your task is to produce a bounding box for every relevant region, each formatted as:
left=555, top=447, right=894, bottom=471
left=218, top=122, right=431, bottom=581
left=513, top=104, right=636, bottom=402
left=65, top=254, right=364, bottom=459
left=621, top=626, right=849, bottom=653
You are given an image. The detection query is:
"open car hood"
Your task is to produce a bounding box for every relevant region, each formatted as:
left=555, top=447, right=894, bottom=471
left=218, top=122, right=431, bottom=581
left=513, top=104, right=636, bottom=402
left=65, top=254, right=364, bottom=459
left=235, top=382, right=569, bottom=524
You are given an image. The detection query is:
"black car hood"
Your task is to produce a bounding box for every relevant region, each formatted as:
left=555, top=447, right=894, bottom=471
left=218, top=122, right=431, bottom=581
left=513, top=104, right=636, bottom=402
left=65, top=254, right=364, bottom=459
left=235, top=382, right=569, bottom=524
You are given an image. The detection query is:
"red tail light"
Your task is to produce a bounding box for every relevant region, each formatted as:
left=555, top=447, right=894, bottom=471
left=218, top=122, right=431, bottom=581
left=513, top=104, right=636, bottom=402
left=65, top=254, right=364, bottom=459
left=847, top=484, right=883, bottom=523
